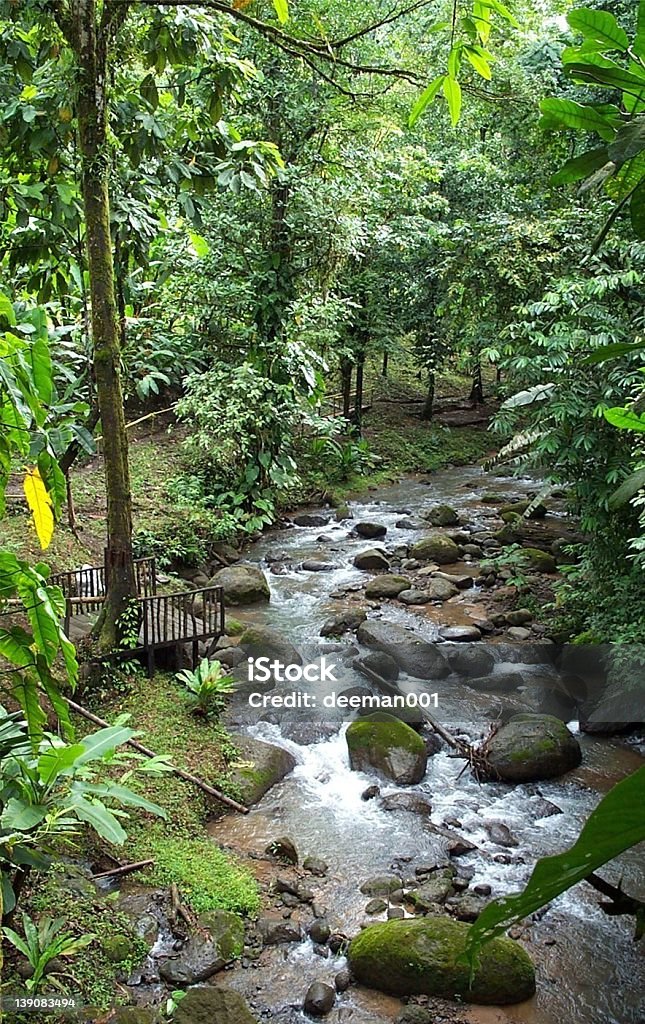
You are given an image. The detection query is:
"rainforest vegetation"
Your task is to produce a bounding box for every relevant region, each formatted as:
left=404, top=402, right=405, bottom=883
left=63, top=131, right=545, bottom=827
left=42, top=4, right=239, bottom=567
left=0, top=0, right=644, bottom=1021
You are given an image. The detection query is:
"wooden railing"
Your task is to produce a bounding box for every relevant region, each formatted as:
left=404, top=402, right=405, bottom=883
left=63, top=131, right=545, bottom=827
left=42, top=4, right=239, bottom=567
left=50, top=556, right=157, bottom=631
left=325, top=388, right=373, bottom=419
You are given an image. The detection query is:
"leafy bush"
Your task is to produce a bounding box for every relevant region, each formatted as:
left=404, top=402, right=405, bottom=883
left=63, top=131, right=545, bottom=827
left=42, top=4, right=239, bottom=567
left=176, top=659, right=236, bottom=720
left=3, top=913, right=95, bottom=993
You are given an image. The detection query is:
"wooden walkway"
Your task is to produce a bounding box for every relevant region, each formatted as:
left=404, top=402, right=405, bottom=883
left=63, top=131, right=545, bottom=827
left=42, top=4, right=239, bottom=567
left=50, top=557, right=225, bottom=675
left=324, top=388, right=373, bottom=420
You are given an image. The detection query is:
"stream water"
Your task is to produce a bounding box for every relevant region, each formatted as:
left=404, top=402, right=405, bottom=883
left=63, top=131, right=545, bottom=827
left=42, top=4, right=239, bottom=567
left=208, top=467, right=644, bottom=1024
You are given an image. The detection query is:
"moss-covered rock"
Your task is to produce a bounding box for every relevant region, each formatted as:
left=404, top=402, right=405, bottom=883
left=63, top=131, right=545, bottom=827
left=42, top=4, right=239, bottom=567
left=174, top=986, right=259, bottom=1024
left=101, top=934, right=135, bottom=963
left=499, top=500, right=547, bottom=520
left=210, top=564, right=270, bottom=605
left=159, top=909, right=245, bottom=984
left=422, top=505, right=460, bottom=527
left=225, top=616, right=247, bottom=636
left=365, top=575, right=411, bottom=598
left=410, top=533, right=459, bottom=565
left=229, top=734, right=296, bottom=804
left=485, top=713, right=581, bottom=782
left=238, top=624, right=302, bottom=665
left=345, top=713, right=427, bottom=785
left=522, top=547, right=557, bottom=574
left=347, top=917, right=535, bottom=1004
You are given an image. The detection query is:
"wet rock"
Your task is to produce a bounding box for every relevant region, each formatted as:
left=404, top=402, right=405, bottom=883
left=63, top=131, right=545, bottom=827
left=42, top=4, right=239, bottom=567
left=238, top=624, right=302, bottom=666
left=395, top=517, right=426, bottom=530
left=348, top=917, right=536, bottom=1003
left=380, top=793, right=432, bottom=816
left=229, top=735, right=296, bottom=805
left=360, top=875, right=403, bottom=896
left=365, top=575, right=411, bottom=599
left=109, top=1011, right=157, bottom=1024
left=462, top=543, right=484, bottom=557
left=474, top=883, right=492, bottom=897
left=485, top=713, right=582, bottom=782
left=217, top=646, right=246, bottom=668
left=484, top=822, right=519, bottom=848
left=444, top=645, right=495, bottom=678
left=407, top=867, right=456, bottom=909
left=507, top=626, right=532, bottom=641
left=365, top=898, right=388, bottom=914
left=209, top=564, right=270, bottom=605
left=303, top=856, right=329, bottom=877
left=304, top=981, right=335, bottom=1016
left=424, top=578, right=459, bottom=601
left=449, top=895, right=485, bottom=922
left=309, top=919, right=332, bottom=943
left=265, top=836, right=298, bottom=865
left=531, top=796, right=563, bottom=818
left=159, top=910, right=244, bottom=984
left=410, top=533, right=460, bottom=564
left=354, top=548, right=390, bottom=572
left=302, top=560, right=337, bottom=572
left=320, top=609, right=367, bottom=637
left=257, top=916, right=303, bottom=945
left=346, top=713, right=428, bottom=785
left=465, top=672, right=524, bottom=693
left=506, top=608, right=534, bottom=626
left=361, top=784, right=381, bottom=801
left=398, top=589, right=432, bottom=605
left=358, top=651, right=400, bottom=682
left=355, top=521, right=388, bottom=539
left=500, top=500, right=547, bottom=520
left=335, top=969, right=352, bottom=992
left=387, top=907, right=405, bottom=919
left=447, top=838, right=476, bottom=857
left=439, top=625, right=482, bottom=642
left=433, top=571, right=474, bottom=590
left=293, top=513, right=330, bottom=527
left=174, top=986, right=258, bottom=1024
left=357, top=621, right=450, bottom=680
left=522, top=547, right=557, bottom=573
left=329, top=933, right=348, bottom=954
left=422, top=504, right=460, bottom=526
left=395, top=1007, right=434, bottom=1024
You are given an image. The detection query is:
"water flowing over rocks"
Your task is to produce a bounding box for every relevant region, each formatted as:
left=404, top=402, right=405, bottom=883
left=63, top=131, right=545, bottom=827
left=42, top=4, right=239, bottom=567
left=356, top=620, right=450, bottom=679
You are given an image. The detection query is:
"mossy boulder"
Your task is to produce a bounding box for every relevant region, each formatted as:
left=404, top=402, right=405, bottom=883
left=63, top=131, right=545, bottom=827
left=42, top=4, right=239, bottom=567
left=422, top=504, right=460, bottom=526
left=485, top=713, right=581, bottom=782
left=499, top=500, right=547, bottom=520
left=210, top=565, right=270, bottom=605
left=346, top=713, right=427, bottom=785
left=347, top=917, right=535, bottom=1004
left=225, top=616, right=247, bottom=636
left=109, top=1011, right=158, bottom=1024
left=229, top=734, right=296, bottom=805
left=159, top=910, right=244, bottom=984
left=102, top=934, right=135, bottom=963
left=410, top=533, right=459, bottom=565
left=174, top=986, right=259, bottom=1024
left=238, top=624, right=302, bottom=665
left=365, top=575, right=411, bottom=599
left=522, top=547, right=557, bottom=574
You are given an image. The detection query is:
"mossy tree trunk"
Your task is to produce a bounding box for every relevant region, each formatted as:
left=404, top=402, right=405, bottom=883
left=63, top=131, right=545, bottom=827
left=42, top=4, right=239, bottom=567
left=62, top=1, right=136, bottom=648
left=421, top=371, right=435, bottom=421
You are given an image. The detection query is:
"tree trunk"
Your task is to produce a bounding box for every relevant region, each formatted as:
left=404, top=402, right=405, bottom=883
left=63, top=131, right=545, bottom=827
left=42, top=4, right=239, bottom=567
left=421, top=371, right=435, bottom=421
left=341, top=358, right=352, bottom=420
left=381, top=350, right=388, bottom=377
left=73, top=0, right=136, bottom=648
left=469, top=360, right=484, bottom=405
left=353, top=352, right=365, bottom=436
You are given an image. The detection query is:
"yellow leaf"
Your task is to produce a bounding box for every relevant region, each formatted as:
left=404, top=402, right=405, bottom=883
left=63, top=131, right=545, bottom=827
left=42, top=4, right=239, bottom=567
left=24, top=467, right=54, bottom=550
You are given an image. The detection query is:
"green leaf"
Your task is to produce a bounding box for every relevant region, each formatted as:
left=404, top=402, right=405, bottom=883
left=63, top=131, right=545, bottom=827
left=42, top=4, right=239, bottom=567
left=609, top=467, right=645, bottom=508
left=464, top=46, right=492, bottom=80
left=10, top=672, right=46, bottom=748
left=68, top=796, right=127, bottom=845
left=637, top=0, right=645, bottom=58
left=443, top=77, right=462, bottom=127
left=17, top=579, right=59, bottom=664
left=76, top=781, right=167, bottom=818
left=584, top=339, right=645, bottom=364
left=0, top=293, right=16, bottom=326
left=140, top=73, right=159, bottom=110
left=465, top=766, right=645, bottom=965
left=551, top=147, right=609, bottom=185
left=37, top=743, right=86, bottom=785
left=75, top=725, right=134, bottom=765
left=608, top=117, right=645, bottom=166
left=478, top=0, right=519, bottom=29
left=26, top=335, right=52, bottom=406
left=0, top=798, right=48, bottom=831
left=409, top=75, right=446, bottom=128
left=539, top=98, right=618, bottom=141
left=0, top=626, right=36, bottom=669
left=567, top=7, right=629, bottom=52
left=188, top=231, right=210, bottom=258
left=604, top=407, right=645, bottom=432
left=272, top=0, right=289, bottom=25
left=565, top=62, right=645, bottom=96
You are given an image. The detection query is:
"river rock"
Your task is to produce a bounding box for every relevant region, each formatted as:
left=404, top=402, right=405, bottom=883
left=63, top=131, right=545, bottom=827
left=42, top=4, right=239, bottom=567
left=439, top=625, right=482, bottom=642
left=360, top=875, right=402, bottom=896
left=209, top=565, right=270, bottom=605
left=522, top=547, right=556, bottom=573
left=229, top=735, right=296, bottom=805
left=445, top=645, right=495, bottom=678
left=357, top=621, right=450, bottom=680
left=258, top=915, right=303, bottom=945
left=174, top=986, right=258, bottom=1024
left=499, top=500, right=547, bottom=520
left=396, top=1008, right=434, bottom=1024
left=303, top=856, right=329, bottom=876
left=304, top=981, right=335, bottom=1016
left=449, top=895, right=485, bottom=922
left=358, top=650, right=400, bottom=681
left=484, top=822, right=519, bottom=848
left=355, top=521, right=388, bottom=539
left=398, top=589, right=432, bottom=605
left=433, top=571, right=474, bottom=590
left=407, top=867, right=455, bottom=909
left=320, top=609, right=367, bottom=636
left=425, top=578, right=459, bottom=601
left=309, top=919, right=331, bottom=943
left=302, top=559, right=336, bottom=572
left=346, top=713, right=428, bottom=785
left=238, top=625, right=302, bottom=665
left=485, top=713, right=582, bottom=782
left=465, top=672, right=524, bottom=693
left=422, top=504, right=460, bottom=526
left=265, top=836, right=298, bottom=864
left=347, top=917, right=536, bottom=1003
left=293, top=513, right=329, bottom=527
left=361, top=784, right=381, bottom=800
left=411, top=534, right=460, bottom=564
left=335, top=969, right=352, bottom=992
left=396, top=517, right=426, bottom=529
left=380, top=792, right=432, bottom=816
left=354, top=548, right=390, bottom=571
left=365, top=575, right=411, bottom=598
left=158, top=910, right=244, bottom=984
left=365, top=898, right=388, bottom=914
left=507, top=626, right=532, bottom=641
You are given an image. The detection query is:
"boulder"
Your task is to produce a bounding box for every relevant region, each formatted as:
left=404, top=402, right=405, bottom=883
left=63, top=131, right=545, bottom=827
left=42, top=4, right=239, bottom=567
left=293, top=513, right=329, bottom=527
left=302, top=560, right=336, bottom=572
left=380, top=793, right=432, bottom=816
left=395, top=517, right=426, bottom=530
left=174, top=987, right=258, bottom=1024
left=346, top=713, right=427, bottom=785
left=465, top=672, right=524, bottom=693
left=365, top=575, right=411, bottom=599
left=499, top=500, right=547, bottom=520
left=422, top=505, right=460, bottom=526
left=303, top=856, right=329, bottom=877
left=411, top=534, right=460, bottom=565
left=347, top=917, right=535, bottom=1003
left=309, top=919, right=331, bottom=943
left=354, top=549, right=390, bottom=572
left=159, top=911, right=244, bottom=984
left=238, top=625, right=302, bottom=665
left=433, top=571, right=474, bottom=590
left=485, top=713, right=582, bottom=782
left=445, top=645, right=495, bottom=678
left=257, top=915, right=303, bottom=945
left=304, top=982, right=335, bottom=1016
left=439, top=626, right=482, bottom=642
left=228, top=735, right=296, bottom=805
left=360, top=875, right=403, bottom=896
left=320, top=608, right=367, bottom=636
left=265, top=836, right=298, bottom=864
left=355, top=521, right=388, bottom=539
left=398, top=589, right=432, bottom=605
left=522, top=547, right=556, bottom=573
left=484, top=822, right=518, bottom=848
left=358, top=650, right=400, bottom=682
left=425, top=579, right=459, bottom=601
left=210, top=565, right=270, bottom=606
left=357, top=621, right=450, bottom=680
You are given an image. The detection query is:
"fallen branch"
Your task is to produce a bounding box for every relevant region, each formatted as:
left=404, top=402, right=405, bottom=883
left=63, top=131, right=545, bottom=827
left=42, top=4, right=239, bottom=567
left=65, top=697, right=249, bottom=814
left=92, top=859, right=154, bottom=880
left=585, top=872, right=645, bottom=938
left=170, top=882, right=194, bottom=937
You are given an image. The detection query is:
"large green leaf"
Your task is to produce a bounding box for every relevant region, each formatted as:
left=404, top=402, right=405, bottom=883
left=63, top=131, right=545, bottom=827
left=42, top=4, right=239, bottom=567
left=11, top=672, right=46, bottom=747
left=551, top=146, right=609, bottom=185
left=567, top=7, right=629, bottom=52
left=75, top=725, right=135, bottom=765
left=608, top=117, right=645, bottom=165
left=0, top=626, right=36, bottom=669
left=539, top=98, right=618, bottom=141
left=0, top=293, right=16, bottom=326
left=466, top=766, right=645, bottom=964
left=0, top=798, right=48, bottom=831
left=68, top=796, right=127, bottom=845
left=604, top=407, right=645, bottom=432
left=76, top=781, right=167, bottom=818
left=37, top=742, right=86, bottom=785
left=609, top=466, right=645, bottom=508
left=565, top=62, right=645, bottom=97
left=584, top=339, right=645, bottom=364
left=25, top=335, right=52, bottom=406
left=16, top=579, right=60, bottom=665
left=443, top=76, right=462, bottom=127
left=637, top=0, right=645, bottom=59
left=272, top=0, right=289, bottom=25
left=409, top=75, right=446, bottom=128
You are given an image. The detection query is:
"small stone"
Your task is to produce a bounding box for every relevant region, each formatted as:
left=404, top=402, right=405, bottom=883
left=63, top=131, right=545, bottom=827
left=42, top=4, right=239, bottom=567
left=304, top=981, right=335, bottom=1017
left=398, top=589, right=431, bottom=605
left=309, top=919, right=331, bottom=944
left=365, top=898, right=388, bottom=914
left=360, top=875, right=402, bottom=896
left=335, top=969, right=352, bottom=993
left=484, top=822, right=519, bottom=848
left=303, top=856, right=329, bottom=876
left=448, top=838, right=476, bottom=857
left=387, top=907, right=405, bottom=919
left=439, top=625, right=482, bottom=642
left=507, top=626, right=532, bottom=641
left=474, top=884, right=492, bottom=897
left=361, top=784, right=381, bottom=801
left=506, top=608, right=533, bottom=626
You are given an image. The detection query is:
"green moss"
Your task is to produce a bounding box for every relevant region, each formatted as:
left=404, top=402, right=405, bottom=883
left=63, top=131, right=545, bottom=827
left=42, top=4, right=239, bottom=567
left=346, top=713, right=425, bottom=757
